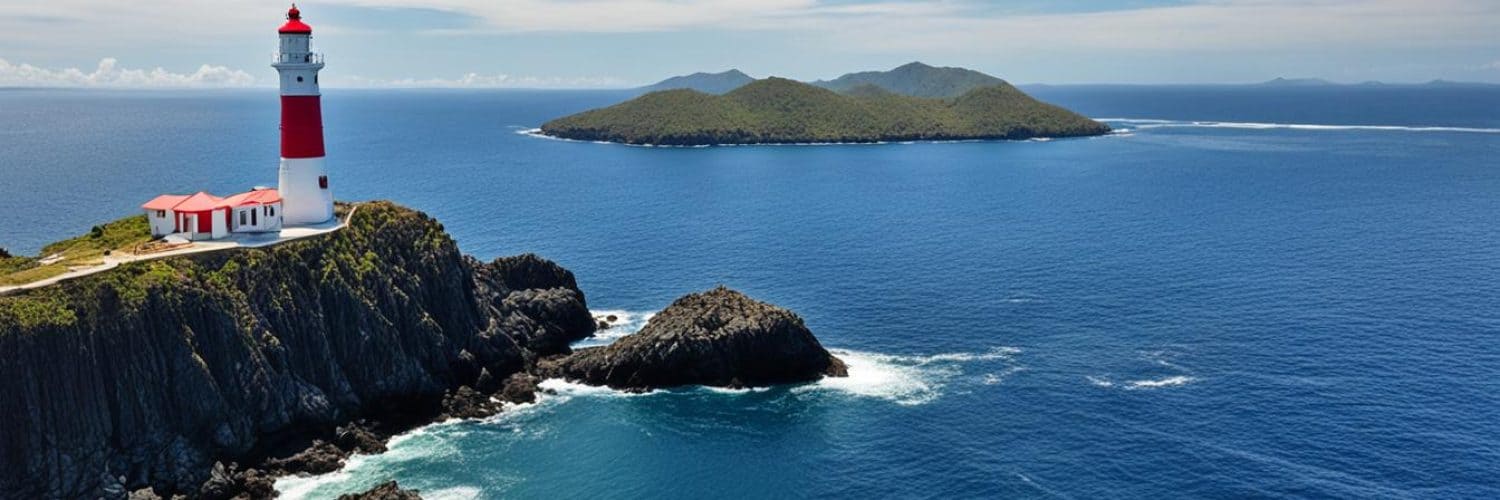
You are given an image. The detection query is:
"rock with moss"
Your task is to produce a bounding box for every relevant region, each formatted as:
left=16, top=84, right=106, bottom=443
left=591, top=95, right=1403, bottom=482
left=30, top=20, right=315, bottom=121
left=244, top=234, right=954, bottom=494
left=0, top=201, right=594, bottom=498
left=543, top=286, right=847, bottom=390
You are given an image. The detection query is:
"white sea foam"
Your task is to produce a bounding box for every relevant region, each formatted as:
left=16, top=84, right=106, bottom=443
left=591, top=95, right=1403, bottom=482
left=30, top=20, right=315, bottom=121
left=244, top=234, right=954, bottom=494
left=275, top=470, right=353, bottom=500
left=1085, top=375, right=1115, bottom=388
left=1096, top=117, right=1500, bottom=134
left=917, top=346, right=1022, bottom=364
left=1124, top=375, right=1196, bottom=390
left=797, top=349, right=944, bottom=405
left=795, top=346, right=1023, bottom=405
left=702, top=385, right=773, bottom=394
left=982, top=366, right=1025, bottom=385
left=536, top=377, right=648, bottom=398
left=425, top=486, right=483, bottom=500
left=574, top=309, right=656, bottom=347
left=274, top=343, right=1024, bottom=497
left=517, top=126, right=1092, bottom=148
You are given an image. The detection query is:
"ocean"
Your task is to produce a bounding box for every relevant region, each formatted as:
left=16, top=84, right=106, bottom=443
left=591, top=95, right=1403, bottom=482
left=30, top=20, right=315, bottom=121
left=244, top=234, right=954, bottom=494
left=2, top=85, right=1498, bottom=498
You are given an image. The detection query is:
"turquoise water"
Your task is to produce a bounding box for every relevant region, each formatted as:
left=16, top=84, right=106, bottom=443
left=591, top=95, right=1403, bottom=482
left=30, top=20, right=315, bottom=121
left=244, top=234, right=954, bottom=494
left=2, top=86, right=1499, bottom=498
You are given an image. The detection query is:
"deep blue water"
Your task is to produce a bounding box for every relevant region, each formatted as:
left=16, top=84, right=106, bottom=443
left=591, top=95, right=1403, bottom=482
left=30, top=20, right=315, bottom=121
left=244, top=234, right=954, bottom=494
left=3, top=86, right=1499, bottom=498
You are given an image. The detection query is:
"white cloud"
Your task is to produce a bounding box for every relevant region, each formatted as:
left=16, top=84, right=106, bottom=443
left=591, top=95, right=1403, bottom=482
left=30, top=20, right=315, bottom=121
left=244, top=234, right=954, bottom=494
left=0, top=58, right=257, bottom=88
left=308, top=0, right=1500, bottom=51
left=0, top=57, right=622, bottom=89
left=328, top=72, right=627, bottom=88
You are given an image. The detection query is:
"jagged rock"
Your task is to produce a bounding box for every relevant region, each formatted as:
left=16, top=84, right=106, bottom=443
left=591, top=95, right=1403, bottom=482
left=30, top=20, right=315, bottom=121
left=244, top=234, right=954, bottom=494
left=264, top=441, right=346, bottom=476
left=542, top=286, right=847, bottom=390
left=335, top=422, right=387, bottom=455
left=0, top=202, right=594, bottom=498
left=196, top=462, right=274, bottom=500
left=128, top=487, right=163, bottom=500
left=440, top=386, right=503, bottom=420
left=499, top=372, right=540, bottom=404
left=338, top=480, right=422, bottom=500
left=196, top=463, right=238, bottom=500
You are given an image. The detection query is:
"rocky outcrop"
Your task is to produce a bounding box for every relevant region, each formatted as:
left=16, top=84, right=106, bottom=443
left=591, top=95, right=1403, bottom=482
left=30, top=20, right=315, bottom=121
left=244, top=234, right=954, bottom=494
left=0, top=202, right=593, bottom=499
left=337, top=481, right=421, bottom=500
left=543, top=287, right=846, bottom=390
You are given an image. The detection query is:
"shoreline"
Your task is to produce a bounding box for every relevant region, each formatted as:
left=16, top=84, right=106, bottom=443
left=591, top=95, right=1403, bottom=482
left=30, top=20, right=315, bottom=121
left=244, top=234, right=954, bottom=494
left=517, top=127, right=1119, bottom=148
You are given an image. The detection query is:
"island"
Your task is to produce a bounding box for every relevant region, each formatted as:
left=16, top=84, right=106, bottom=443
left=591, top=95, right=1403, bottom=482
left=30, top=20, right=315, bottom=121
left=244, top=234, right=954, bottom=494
left=539, top=63, right=1109, bottom=146
left=637, top=69, right=755, bottom=95
left=0, top=202, right=845, bottom=499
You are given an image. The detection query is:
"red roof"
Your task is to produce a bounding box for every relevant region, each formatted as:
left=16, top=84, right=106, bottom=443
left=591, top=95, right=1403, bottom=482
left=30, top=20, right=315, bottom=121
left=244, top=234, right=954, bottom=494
left=279, top=4, right=312, bottom=34
left=218, top=189, right=282, bottom=207
left=142, top=194, right=190, bottom=211
left=172, top=192, right=225, bottom=212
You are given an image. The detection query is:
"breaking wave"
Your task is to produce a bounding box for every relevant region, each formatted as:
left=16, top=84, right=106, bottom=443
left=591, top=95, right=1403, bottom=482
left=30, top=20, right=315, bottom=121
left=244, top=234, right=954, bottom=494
left=1125, top=375, right=1197, bottom=390
left=574, top=309, right=655, bottom=348
left=795, top=346, right=1023, bottom=405
left=1097, top=118, right=1500, bottom=134
left=1088, top=349, right=1199, bottom=391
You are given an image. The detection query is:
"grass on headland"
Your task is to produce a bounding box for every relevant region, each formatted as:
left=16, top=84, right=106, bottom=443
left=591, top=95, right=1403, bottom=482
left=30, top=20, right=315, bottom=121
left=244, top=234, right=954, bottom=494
left=0, top=215, right=152, bottom=286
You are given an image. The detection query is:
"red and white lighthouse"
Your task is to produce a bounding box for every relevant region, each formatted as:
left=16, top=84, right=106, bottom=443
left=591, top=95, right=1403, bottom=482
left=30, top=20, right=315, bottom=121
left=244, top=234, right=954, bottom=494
left=273, top=4, right=334, bottom=225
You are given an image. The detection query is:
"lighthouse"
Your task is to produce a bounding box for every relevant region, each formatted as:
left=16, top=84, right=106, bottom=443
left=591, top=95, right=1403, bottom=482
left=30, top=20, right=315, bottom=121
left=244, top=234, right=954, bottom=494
left=273, top=4, right=334, bottom=225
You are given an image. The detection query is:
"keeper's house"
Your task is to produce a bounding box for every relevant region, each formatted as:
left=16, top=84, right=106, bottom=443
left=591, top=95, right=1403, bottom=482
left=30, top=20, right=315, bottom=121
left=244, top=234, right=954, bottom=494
left=142, top=189, right=284, bottom=241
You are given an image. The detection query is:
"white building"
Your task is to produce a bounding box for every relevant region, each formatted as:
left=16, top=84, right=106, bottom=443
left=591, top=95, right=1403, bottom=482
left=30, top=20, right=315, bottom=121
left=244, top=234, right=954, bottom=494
left=142, top=189, right=284, bottom=241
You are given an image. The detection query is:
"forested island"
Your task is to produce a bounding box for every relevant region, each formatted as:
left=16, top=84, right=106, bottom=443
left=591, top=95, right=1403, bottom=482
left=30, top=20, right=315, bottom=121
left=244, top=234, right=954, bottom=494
left=540, top=63, right=1110, bottom=146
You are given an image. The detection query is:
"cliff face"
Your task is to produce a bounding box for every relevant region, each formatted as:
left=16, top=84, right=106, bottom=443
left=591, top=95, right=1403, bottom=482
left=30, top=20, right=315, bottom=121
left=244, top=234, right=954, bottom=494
left=0, top=202, right=594, bottom=499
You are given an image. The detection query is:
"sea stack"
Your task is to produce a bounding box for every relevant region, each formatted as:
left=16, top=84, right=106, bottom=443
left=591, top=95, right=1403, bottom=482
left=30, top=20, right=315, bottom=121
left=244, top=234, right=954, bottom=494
left=543, top=286, right=847, bottom=390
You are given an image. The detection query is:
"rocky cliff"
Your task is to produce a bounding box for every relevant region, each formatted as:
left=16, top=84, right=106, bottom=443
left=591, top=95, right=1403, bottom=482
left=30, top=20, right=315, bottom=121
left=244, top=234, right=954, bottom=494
left=543, top=286, right=846, bottom=390
left=0, top=202, right=594, bottom=499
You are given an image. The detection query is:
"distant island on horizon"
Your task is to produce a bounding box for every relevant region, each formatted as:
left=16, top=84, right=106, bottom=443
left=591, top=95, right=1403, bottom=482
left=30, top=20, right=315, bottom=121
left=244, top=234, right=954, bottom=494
left=627, top=68, right=1500, bottom=94
left=543, top=62, right=1111, bottom=146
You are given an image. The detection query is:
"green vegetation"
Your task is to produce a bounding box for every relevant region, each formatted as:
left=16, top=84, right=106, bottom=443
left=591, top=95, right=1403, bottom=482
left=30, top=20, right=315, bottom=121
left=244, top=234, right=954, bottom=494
left=0, top=202, right=398, bottom=333
left=0, top=215, right=152, bottom=286
left=813, top=62, right=1008, bottom=98
left=541, top=77, right=1109, bottom=146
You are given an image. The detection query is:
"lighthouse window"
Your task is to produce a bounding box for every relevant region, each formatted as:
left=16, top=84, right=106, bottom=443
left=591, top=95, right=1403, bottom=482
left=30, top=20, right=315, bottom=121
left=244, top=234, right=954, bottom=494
left=319, top=175, right=329, bottom=189
left=297, top=76, right=304, bottom=82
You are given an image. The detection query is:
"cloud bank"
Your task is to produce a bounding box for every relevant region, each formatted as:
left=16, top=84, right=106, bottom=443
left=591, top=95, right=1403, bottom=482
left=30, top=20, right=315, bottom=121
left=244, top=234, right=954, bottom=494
left=0, top=58, right=256, bottom=88
left=329, top=73, right=627, bottom=88
left=0, top=57, right=624, bottom=89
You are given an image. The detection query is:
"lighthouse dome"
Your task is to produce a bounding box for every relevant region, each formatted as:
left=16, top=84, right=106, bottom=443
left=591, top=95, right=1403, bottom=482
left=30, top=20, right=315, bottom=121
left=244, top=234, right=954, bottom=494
left=279, top=4, right=312, bottom=34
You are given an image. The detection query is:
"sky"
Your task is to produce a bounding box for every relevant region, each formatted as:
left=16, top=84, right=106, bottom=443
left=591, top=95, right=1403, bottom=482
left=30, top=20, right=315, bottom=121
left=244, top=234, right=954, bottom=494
left=1, top=0, right=1498, bottom=88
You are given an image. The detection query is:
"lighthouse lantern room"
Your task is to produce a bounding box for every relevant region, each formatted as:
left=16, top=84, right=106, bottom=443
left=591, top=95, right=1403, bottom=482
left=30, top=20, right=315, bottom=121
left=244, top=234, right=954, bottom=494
left=273, top=4, right=335, bottom=226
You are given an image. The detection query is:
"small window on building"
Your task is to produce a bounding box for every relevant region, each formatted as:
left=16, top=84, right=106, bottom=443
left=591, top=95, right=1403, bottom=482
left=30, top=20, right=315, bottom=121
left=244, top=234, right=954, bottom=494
left=156, top=210, right=165, bottom=217
left=269, top=205, right=276, bottom=217
left=240, top=211, right=247, bottom=225
left=297, top=76, right=304, bottom=82
left=319, top=175, right=328, bottom=189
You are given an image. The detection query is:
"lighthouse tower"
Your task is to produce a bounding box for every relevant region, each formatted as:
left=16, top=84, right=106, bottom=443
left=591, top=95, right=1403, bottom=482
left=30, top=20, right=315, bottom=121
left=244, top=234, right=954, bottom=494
left=273, top=4, right=334, bottom=225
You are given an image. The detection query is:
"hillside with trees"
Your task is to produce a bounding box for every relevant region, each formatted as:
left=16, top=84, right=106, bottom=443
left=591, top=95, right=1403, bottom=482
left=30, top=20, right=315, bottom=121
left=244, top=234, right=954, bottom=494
left=540, top=77, right=1109, bottom=146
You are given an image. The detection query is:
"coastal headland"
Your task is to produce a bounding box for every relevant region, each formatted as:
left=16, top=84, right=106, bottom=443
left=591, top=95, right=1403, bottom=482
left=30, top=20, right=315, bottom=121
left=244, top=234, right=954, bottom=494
left=0, top=201, right=843, bottom=499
